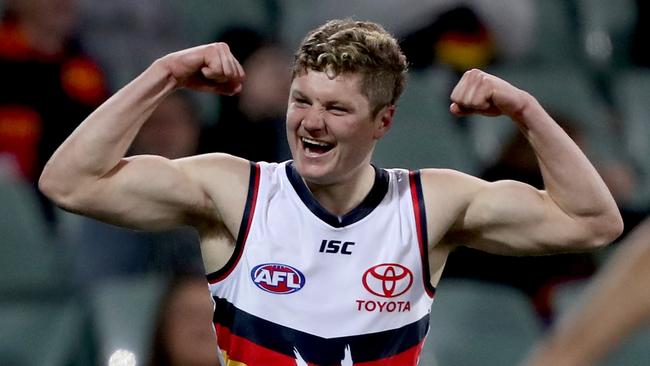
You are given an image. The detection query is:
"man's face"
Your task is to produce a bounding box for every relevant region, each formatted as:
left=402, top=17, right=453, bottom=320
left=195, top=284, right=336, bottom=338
left=286, top=70, right=391, bottom=185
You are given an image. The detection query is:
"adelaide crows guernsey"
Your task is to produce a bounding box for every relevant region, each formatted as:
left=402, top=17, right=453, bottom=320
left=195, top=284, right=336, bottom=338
left=207, top=161, right=435, bottom=365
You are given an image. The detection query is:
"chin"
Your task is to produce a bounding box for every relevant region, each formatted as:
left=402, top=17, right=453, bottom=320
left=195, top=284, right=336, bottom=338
left=293, top=158, right=339, bottom=185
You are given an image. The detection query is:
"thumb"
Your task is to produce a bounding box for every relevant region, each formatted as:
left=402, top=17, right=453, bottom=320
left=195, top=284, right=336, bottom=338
left=450, top=102, right=474, bottom=116
left=201, top=66, right=229, bottom=82
left=450, top=102, right=502, bottom=117
left=214, top=80, right=243, bottom=96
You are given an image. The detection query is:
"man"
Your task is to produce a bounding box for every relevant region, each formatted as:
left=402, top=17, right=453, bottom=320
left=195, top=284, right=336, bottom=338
left=40, top=19, right=622, bottom=365
left=524, top=217, right=650, bottom=366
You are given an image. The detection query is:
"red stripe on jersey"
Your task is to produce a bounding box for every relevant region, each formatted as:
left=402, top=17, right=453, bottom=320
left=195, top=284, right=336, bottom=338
left=242, top=163, right=261, bottom=246
left=215, top=323, right=302, bottom=365
left=215, top=323, right=425, bottom=366
left=409, top=171, right=435, bottom=298
left=208, top=163, right=261, bottom=284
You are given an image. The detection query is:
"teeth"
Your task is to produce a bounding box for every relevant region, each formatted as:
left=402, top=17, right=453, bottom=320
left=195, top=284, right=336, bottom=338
left=301, top=137, right=331, bottom=147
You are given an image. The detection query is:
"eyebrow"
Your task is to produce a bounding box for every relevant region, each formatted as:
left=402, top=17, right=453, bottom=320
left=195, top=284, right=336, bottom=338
left=290, top=90, right=309, bottom=100
left=291, top=90, right=351, bottom=109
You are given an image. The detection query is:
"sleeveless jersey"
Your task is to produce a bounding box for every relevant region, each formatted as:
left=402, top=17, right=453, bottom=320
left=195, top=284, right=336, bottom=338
left=207, top=161, right=435, bottom=365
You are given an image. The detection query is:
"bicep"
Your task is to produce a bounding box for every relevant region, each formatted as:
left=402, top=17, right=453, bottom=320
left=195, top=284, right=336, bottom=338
left=429, top=173, right=592, bottom=255
left=456, top=181, right=557, bottom=253
left=68, top=155, right=216, bottom=230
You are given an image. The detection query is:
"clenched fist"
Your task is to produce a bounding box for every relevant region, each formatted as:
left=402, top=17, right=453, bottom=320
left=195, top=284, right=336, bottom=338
left=450, top=69, right=532, bottom=120
left=157, top=42, right=245, bottom=95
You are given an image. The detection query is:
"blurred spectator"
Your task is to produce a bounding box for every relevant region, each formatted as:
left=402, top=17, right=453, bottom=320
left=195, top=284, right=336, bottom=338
left=148, top=274, right=220, bottom=366
left=0, top=0, right=107, bottom=225
left=280, top=0, right=535, bottom=63
left=76, top=0, right=185, bottom=90
left=170, top=0, right=282, bottom=47
left=199, top=27, right=291, bottom=162
left=73, top=91, right=204, bottom=285
left=400, top=6, right=495, bottom=72
left=131, top=90, right=201, bottom=159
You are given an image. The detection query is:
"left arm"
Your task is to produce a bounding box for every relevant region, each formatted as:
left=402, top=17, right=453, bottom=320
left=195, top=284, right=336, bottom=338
left=432, top=69, right=622, bottom=255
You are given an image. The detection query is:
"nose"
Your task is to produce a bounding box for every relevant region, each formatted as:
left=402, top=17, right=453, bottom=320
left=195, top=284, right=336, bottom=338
left=301, top=107, right=326, bottom=134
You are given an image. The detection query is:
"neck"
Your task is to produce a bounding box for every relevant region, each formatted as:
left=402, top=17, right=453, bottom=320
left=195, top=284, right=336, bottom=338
left=305, top=164, right=376, bottom=217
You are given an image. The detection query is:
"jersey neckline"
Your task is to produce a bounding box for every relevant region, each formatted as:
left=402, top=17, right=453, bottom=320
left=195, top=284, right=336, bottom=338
left=285, top=162, right=389, bottom=228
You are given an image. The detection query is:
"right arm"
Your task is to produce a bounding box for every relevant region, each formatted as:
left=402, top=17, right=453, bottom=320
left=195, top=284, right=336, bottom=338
left=39, top=43, right=246, bottom=231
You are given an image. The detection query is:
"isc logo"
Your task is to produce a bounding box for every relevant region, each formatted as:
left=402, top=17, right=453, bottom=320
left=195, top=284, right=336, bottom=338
left=251, top=263, right=305, bottom=294
left=318, top=239, right=355, bottom=255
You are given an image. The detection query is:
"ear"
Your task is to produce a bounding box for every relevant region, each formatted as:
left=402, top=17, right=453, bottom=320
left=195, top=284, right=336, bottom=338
left=372, top=105, right=395, bottom=139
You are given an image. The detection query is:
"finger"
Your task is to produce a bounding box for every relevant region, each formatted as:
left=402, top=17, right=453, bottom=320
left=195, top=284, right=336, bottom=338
left=201, top=64, right=224, bottom=81
left=229, top=82, right=243, bottom=95
left=450, top=73, right=468, bottom=103
left=452, top=79, right=493, bottom=111
left=200, top=66, right=213, bottom=79
left=234, top=58, right=245, bottom=80
left=215, top=80, right=243, bottom=96
left=449, top=102, right=475, bottom=116
left=470, top=77, right=495, bottom=109
left=217, top=42, right=245, bottom=81
left=228, top=57, right=241, bottom=82
left=201, top=53, right=225, bottom=80
left=200, top=45, right=228, bottom=81
left=450, top=101, right=502, bottom=117
left=217, top=46, right=235, bottom=79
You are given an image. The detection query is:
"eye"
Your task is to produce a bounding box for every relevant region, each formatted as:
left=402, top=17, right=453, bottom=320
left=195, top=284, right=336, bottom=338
left=328, top=106, right=348, bottom=115
left=293, top=97, right=310, bottom=107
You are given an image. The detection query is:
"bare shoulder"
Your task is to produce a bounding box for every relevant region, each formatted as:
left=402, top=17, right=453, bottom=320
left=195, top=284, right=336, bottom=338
left=415, top=168, right=489, bottom=244
left=419, top=168, right=487, bottom=202
left=175, top=153, right=251, bottom=229
left=175, top=153, right=253, bottom=274
left=176, top=152, right=251, bottom=184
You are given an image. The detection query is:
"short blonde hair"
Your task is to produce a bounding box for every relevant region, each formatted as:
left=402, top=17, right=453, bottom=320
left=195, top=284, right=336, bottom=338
left=292, top=19, right=408, bottom=116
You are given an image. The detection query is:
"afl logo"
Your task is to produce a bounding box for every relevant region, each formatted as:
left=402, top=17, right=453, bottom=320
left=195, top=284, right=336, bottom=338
left=362, top=263, right=413, bottom=298
left=251, top=263, right=305, bottom=294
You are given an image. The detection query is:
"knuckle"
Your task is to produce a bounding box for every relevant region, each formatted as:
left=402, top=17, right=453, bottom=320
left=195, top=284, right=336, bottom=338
left=215, top=42, right=230, bottom=51
left=206, top=43, right=226, bottom=56
left=465, top=68, right=480, bottom=77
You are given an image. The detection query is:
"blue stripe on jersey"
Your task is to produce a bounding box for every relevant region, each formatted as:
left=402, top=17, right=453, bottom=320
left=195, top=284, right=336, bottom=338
left=207, top=162, right=260, bottom=283
left=285, top=161, right=390, bottom=228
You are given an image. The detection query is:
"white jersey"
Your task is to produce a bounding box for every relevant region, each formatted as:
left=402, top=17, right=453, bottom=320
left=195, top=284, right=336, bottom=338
left=208, top=161, right=435, bottom=365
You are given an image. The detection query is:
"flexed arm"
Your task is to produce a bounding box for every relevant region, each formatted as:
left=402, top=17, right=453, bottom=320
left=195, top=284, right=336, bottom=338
left=429, top=69, right=622, bottom=254
left=39, top=43, right=247, bottom=230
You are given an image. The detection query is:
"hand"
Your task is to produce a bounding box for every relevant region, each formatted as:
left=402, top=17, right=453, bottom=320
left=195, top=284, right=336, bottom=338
left=158, top=43, right=245, bottom=95
left=449, top=69, right=531, bottom=119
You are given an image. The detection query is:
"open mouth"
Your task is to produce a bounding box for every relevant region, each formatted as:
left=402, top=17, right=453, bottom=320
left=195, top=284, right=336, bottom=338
left=301, top=137, right=335, bottom=155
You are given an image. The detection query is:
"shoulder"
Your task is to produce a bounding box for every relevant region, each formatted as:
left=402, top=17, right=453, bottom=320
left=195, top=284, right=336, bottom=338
left=419, top=168, right=488, bottom=194
left=176, top=153, right=251, bottom=210
left=175, top=153, right=251, bottom=183
left=417, top=168, right=492, bottom=219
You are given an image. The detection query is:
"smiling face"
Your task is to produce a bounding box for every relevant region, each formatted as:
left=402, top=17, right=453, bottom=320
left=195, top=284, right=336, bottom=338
left=287, top=70, right=393, bottom=185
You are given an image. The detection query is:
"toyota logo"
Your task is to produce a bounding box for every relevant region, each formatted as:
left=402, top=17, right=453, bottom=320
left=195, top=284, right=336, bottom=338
left=362, top=263, right=413, bottom=298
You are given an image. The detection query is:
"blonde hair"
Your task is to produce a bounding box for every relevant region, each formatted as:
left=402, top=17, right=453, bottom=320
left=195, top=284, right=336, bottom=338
left=292, top=19, right=408, bottom=116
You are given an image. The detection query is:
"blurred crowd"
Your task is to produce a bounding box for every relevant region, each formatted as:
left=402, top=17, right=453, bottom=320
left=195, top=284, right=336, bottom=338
left=1, top=0, right=649, bottom=364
